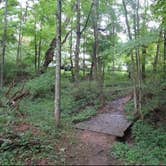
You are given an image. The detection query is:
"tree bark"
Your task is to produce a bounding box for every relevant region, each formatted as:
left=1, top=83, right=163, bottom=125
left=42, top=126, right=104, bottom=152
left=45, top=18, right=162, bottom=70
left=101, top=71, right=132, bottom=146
left=55, top=0, right=62, bottom=127
left=34, top=18, right=38, bottom=71
left=38, top=32, right=42, bottom=71
left=92, top=0, right=98, bottom=80
left=16, top=16, right=22, bottom=65
left=74, top=0, right=81, bottom=83
left=43, top=37, right=56, bottom=69
left=164, top=30, right=166, bottom=72
left=83, top=37, right=86, bottom=78
left=142, top=46, right=146, bottom=79
left=16, top=2, right=28, bottom=65
left=135, top=0, right=143, bottom=119
left=69, top=30, right=74, bottom=81
left=122, top=0, right=137, bottom=114
left=153, top=30, right=162, bottom=72
left=0, top=0, right=8, bottom=89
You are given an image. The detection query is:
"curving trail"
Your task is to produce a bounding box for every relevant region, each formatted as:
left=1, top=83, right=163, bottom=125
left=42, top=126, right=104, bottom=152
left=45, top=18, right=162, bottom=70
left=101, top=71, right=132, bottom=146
left=66, top=95, right=131, bottom=165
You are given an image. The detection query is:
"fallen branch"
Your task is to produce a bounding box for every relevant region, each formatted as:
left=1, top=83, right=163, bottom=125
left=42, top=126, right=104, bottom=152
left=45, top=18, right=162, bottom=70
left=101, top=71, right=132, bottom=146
left=0, top=138, right=41, bottom=152
left=2, top=81, right=29, bottom=113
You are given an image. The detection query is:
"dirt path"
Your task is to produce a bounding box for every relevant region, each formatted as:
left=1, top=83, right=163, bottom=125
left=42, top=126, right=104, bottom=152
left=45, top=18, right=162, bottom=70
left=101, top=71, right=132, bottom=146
left=65, top=95, right=131, bottom=165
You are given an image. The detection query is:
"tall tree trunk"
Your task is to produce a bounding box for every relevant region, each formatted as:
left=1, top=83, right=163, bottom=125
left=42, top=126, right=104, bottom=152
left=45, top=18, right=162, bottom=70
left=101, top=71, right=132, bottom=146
left=74, top=0, right=81, bottom=83
left=0, top=0, right=8, bottom=89
left=153, top=30, right=162, bottom=72
left=112, top=25, right=115, bottom=72
left=92, top=0, right=98, bottom=80
left=55, top=0, right=62, bottom=127
left=83, top=44, right=86, bottom=78
left=142, top=46, right=146, bottom=79
left=122, top=0, right=137, bottom=114
left=38, top=33, right=42, bottom=71
left=16, top=17, right=22, bottom=65
left=34, top=19, right=38, bottom=71
left=93, top=0, right=104, bottom=105
left=164, top=30, right=166, bottom=73
left=69, top=30, right=74, bottom=81
left=16, top=2, right=28, bottom=65
left=89, top=58, right=94, bottom=80
left=135, top=0, right=143, bottom=119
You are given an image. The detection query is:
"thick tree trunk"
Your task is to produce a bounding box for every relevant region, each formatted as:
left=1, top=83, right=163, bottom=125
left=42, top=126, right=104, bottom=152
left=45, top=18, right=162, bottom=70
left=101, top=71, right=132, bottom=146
left=0, top=0, right=8, bottom=89
left=43, top=37, right=56, bottom=69
left=55, top=0, right=62, bottom=127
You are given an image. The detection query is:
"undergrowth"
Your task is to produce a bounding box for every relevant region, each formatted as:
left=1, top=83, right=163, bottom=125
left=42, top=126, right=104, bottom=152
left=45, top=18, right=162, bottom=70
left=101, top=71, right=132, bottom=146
left=113, top=74, right=166, bottom=165
left=112, top=120, right=166, bottom=165
left=0, top=70, right=133, bottom=164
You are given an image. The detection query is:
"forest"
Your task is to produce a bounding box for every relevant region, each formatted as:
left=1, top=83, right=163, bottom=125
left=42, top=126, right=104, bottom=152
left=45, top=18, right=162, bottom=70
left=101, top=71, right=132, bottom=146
left=0, top=0, right=166, bottom=165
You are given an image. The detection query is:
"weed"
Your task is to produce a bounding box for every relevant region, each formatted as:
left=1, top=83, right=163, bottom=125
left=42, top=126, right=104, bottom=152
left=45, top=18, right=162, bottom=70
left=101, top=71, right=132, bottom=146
left=112, top=120, right=166, bottom=165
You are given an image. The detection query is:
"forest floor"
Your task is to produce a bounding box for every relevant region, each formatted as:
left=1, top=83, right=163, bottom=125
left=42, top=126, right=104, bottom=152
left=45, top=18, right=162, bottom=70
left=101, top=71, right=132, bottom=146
left=64, top=95, right=131, bottom=165
left=1, top=71, right=165, bottom=165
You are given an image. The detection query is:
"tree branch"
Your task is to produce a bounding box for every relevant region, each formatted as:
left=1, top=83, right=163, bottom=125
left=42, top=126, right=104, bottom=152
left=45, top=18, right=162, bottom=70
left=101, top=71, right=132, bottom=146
left=61, top=30, right=72, bottom=45
left=80, top=2, right=94, bottom=35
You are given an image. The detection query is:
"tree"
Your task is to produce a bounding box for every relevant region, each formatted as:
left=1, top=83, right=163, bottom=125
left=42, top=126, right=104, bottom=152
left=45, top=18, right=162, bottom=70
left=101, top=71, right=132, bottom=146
left=153, top=30, right=162, bottom=72
left=122, top=0, right=137, bottom=114
left=0, top=0, right=8, bottom=89
left=74, top=0, right=81, bottom=83
left=15, top=0, right=29, bottom=65
left=55, top=0, right=61, bottom=127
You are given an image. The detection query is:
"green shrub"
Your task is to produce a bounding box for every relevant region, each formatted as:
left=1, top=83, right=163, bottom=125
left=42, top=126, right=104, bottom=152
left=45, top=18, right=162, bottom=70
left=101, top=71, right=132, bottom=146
left=25, top=70, right=55, bottom=98
left=4, top=62, right=35, bottom=84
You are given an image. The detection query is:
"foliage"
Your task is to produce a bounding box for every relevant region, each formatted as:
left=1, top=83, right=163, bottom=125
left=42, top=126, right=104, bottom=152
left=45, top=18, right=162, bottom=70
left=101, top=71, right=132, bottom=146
left=71, top=81, right=102, bottom=110
left=71, top=106, right=97, bottom=123
left=0, top=0, right=166, bottom=164
left=4, top=62, right=35, bottom=84
left=25, top=69, right=55, bottom=98
left=112, top=120, right=166, bottom=165
left=124, top=74, right=166, bottom=119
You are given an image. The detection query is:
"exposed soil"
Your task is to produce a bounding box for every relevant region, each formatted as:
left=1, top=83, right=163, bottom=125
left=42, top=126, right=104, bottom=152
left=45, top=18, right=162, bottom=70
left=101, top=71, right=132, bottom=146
left=13, top=122, right=42, bottom=136
left=65, top=95, right=131, bottom=165
left=26, top=159, right=50, bottom=166
left=66, top=130, right=123, bottom=165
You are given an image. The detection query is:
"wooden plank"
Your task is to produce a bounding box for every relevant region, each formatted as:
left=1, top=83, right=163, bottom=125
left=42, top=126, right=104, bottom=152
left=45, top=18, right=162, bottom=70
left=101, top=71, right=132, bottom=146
left=76, top=113, right=132, bottom=137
